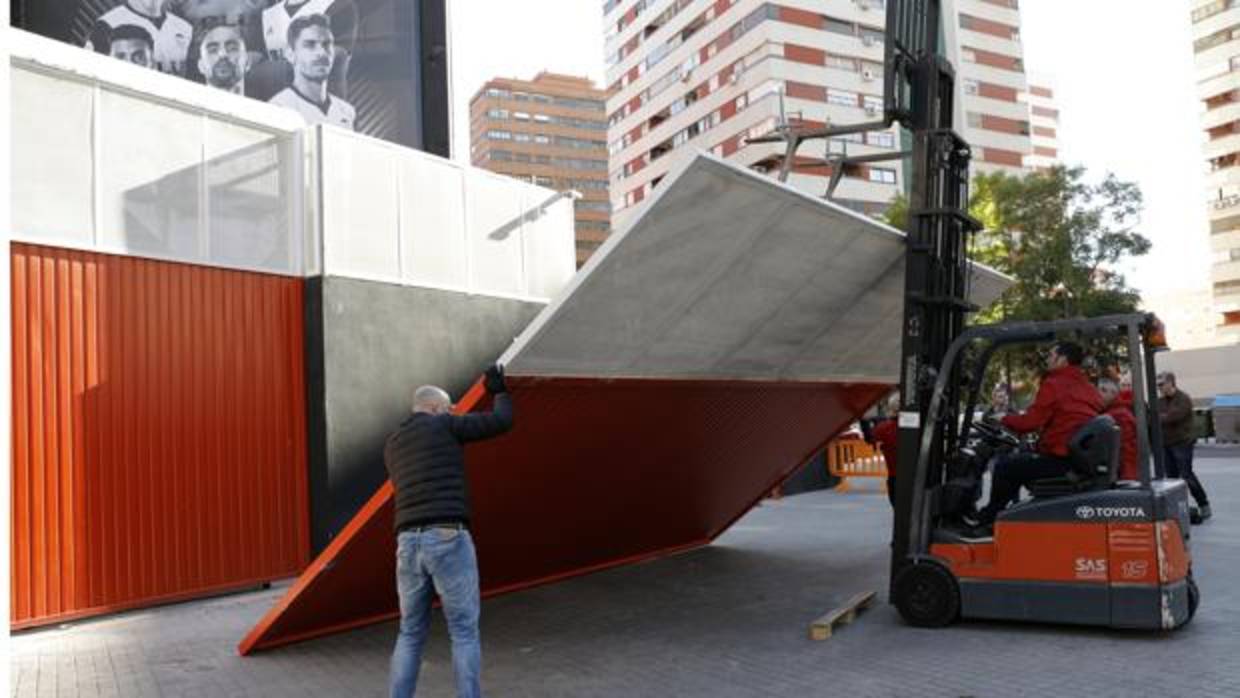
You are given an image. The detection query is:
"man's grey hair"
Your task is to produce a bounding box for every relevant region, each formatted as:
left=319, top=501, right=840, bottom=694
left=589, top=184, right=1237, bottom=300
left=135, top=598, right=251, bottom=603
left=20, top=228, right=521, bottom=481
left=412, top=385, right=451, bottom=413
left=1157, top=371, right=1177, bottom=387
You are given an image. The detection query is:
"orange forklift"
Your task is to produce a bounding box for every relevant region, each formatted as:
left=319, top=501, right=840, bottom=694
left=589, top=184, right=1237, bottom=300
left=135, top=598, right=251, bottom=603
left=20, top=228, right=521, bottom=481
left=748, top=0, right=1198, bottom=630
left=889, top=314, right=1197, bottom=630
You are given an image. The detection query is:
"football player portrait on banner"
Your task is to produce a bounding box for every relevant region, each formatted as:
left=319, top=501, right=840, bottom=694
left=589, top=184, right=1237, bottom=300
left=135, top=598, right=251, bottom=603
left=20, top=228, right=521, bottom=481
left=11, top=0, right=447, bottom=146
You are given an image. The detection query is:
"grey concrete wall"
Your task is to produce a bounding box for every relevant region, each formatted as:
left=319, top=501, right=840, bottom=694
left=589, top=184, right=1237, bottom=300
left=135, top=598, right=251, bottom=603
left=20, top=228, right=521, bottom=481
left=305, top=276, right=544, bottom=552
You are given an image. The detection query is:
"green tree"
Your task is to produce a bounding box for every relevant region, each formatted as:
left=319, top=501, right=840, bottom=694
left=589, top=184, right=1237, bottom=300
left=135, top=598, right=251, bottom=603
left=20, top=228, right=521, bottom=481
left=968, top=165, right=1150, bottom=324
left=884, top=165, right=1151, bottom=400
left=884, top=165, right=1150, bottom=323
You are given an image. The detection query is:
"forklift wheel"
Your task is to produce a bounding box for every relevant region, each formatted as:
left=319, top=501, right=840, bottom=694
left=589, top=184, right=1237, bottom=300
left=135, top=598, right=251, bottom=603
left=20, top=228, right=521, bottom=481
left=1187, top=576, right=1200, bottom=621
left=893, top=561, right=960, bottom=628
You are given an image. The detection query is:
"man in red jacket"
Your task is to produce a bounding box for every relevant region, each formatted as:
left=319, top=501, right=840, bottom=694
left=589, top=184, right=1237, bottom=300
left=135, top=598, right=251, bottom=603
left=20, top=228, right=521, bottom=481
left=974, top=342, right=1103, bottom=527
left=1098, top=377, right=1138, bottom=481
left=867, top=393, right=901, bottom=508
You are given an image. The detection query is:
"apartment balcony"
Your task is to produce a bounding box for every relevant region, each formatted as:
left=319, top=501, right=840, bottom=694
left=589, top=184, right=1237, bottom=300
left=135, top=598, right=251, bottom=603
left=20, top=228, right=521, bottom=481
left=1204, top=131, right=1240, bottom=161
left=1201, top=97, right=1240, bottom=131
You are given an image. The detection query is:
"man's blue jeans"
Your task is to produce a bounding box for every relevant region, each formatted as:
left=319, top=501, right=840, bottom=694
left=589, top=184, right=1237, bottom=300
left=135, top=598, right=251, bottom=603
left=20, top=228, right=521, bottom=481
left=389, top=528, right=481, bottom=698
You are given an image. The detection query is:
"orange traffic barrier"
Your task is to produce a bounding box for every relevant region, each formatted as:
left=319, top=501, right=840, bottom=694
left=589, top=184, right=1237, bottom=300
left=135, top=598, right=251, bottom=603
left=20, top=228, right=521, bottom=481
left=826, top=437, right=889, bottom=493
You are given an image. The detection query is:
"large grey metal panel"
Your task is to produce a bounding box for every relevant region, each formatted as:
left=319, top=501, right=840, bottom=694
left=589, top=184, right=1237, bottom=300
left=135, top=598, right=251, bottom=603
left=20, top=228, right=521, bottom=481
left=503, top=154, right=1009, bottom=382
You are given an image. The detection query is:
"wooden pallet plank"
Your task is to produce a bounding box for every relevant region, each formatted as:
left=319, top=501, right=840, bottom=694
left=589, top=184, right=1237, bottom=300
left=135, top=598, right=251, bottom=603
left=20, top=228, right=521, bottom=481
left=809, top=590, right=876, bottom=641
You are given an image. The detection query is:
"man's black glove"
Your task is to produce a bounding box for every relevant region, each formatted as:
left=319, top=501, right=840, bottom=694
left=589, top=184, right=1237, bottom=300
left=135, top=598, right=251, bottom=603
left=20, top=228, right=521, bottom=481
left=484, top=364, right=507, bottom=394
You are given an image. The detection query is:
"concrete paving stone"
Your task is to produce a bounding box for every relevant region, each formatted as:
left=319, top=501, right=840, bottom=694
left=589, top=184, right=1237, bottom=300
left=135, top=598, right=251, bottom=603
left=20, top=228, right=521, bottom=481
left=9, top=452, right=1240, bottom=697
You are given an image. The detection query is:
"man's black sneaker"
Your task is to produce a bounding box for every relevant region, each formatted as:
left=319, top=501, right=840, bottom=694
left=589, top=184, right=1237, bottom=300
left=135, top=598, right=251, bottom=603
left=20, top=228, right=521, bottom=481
left=1200, top=504, right=1212, bottom=522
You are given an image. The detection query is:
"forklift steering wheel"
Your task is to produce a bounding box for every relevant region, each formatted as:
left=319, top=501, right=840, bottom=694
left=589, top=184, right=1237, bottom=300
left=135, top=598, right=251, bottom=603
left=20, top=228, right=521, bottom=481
left=972, top=420, right=1020, bottom=448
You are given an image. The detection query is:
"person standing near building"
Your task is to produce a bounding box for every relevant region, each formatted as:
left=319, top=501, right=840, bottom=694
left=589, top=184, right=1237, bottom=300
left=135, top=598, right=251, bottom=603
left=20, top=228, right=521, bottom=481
left=85, top=0, right=193, bottom=75
left=267, top=14, right=355, bottom=129
left=1158, top=372, right=1211, bottom=522
left=385, top=365, right=513, bottom=698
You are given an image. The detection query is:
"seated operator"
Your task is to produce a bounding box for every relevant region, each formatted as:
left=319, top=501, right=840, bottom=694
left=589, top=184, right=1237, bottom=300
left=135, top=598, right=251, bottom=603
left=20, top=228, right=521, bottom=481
left=971, top=341, right=1103, bottom=529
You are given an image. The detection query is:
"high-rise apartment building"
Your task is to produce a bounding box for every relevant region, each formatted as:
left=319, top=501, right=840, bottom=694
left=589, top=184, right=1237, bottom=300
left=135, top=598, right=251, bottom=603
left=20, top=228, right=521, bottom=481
left=942, top=0, right=1032, bottom=176
left=470, top=72, right=612, bottom=265
left=1022, top=78, right=1061, bottom=170
left=603, top=1, right=906, bottom=219
left=1192, top=0, right=1240, bottom=343
left=603, top=0, right=1033, bottom=221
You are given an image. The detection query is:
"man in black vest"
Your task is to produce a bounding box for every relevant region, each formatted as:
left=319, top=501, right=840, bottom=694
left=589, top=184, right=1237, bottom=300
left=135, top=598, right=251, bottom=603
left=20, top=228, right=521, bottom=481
left=385, top=365, right=512, bottom=698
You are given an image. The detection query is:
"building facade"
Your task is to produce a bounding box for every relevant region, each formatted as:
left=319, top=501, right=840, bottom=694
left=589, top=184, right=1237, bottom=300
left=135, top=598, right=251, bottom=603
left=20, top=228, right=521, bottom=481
left=602, top=0, right=1033, bottom=221
left=942, top=0, right=1032, bottom=176
left=470, top=73, right=612, bottom=265
left=1022, top=77, right=1061, bottom=170
left=602, top=0, right=906, bottom=219
left=1192, top=0, right=1240, bottom=343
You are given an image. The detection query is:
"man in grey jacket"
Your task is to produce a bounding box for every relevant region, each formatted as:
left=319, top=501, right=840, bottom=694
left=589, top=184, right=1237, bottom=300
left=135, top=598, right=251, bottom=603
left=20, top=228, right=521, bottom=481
left=385, top=365, right=512, bottom=698
left=1158, top=372, right=1211, bottom=522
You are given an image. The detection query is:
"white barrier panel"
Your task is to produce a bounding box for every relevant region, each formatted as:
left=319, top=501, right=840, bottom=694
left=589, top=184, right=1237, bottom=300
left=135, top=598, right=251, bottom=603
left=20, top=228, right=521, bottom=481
left=9, top=29, right=576, bottom=299
left=9, top=30, right=306, bottom=276
left=318, top=127, right=576, bottom=302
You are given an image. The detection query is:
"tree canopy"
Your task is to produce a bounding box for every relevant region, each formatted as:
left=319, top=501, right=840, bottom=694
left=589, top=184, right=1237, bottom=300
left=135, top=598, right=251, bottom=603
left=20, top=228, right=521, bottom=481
left=883, top=165, right=1152, bottom=400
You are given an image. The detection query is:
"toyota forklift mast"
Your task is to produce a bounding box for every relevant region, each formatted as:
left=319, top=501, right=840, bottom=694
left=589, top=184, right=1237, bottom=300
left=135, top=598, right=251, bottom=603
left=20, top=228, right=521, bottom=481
left=744, top=0, right=981, bottom=589
left=884, top=1, right=981, bottom=586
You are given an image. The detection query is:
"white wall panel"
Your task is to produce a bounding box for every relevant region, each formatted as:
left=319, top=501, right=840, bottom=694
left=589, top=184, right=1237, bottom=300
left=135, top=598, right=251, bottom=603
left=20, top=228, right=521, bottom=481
left=522, top=193, right=578, bottom=300
left=207, top=120, right=294, bottom=273
left=399, top=153, right=468, bottom=289
left=97, top=88, right=204, bottom=261
left=10, top=68, right=95, bottom=244
left=464, top=169, right=527, bottom=296
left=321, top=130, right=400, bottom=280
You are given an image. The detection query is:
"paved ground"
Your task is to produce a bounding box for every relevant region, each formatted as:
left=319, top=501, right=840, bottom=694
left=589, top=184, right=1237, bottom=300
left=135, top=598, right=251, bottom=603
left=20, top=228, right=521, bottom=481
left=12, top=446, right=1240, bottom=697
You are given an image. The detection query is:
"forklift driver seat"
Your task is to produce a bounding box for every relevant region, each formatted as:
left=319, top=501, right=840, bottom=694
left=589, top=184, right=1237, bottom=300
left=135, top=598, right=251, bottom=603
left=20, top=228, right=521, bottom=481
left=1025, top=415, right=1121, bottom=499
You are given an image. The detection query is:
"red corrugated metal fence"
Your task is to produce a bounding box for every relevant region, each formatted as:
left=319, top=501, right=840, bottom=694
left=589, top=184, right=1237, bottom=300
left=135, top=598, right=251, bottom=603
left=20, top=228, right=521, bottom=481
left=10, top=243, right=310, bottom=629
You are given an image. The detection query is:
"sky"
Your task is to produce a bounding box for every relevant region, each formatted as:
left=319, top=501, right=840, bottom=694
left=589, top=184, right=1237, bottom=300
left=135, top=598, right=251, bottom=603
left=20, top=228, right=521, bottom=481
left=448, top=2, right=1209, bottom=299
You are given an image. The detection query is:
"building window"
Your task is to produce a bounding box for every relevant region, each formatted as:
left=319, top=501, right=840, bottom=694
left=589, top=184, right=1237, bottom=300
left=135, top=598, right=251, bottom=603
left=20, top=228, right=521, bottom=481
left=576, top=200, right=612, bottom=213
left=868, top=168, right=897, bottom=184
left=487, top=130, right=512, bottom=140
left=967, top=112, right=983, bottom=128
left=963, top=79, right=979, bottom=95
left=827, top=89, right=859, bottom=107
left=824, top=17, right=854, bottom=36
left=1194, top=1, right=1237, bottom=24
left=487, top=109, right=509, bottom=119
left=513, top=132, right=530, bottom=143
left=826, top=55, right=858, bottom=72
left=859, top=27, right=884, bottom=45
left=866, top=131, right=895, bottom=148
left=534, top=134, right=551, bottom=144
left=513, top=111, right=530, bottom=120
left=486, top=88, right=509, bottom=98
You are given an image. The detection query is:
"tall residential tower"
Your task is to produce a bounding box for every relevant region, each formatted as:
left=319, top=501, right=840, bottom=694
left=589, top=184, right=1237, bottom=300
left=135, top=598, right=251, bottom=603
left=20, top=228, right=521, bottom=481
left=1192, top=0, right=1240, bottom=342
left=603, top=0, right=1033, bottom=221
